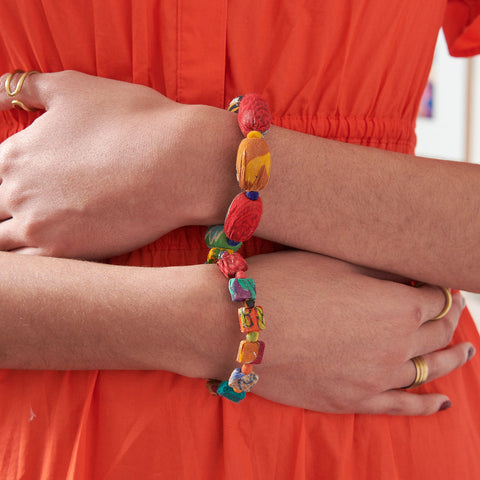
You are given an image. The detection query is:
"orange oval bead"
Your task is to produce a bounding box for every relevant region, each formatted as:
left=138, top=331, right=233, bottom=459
left=236, top=134, right=271, bottom=191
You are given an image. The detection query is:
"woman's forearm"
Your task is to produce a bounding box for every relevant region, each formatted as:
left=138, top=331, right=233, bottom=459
left=193, top=105, right=480, bottom=291
left=0, top=252, right=239, bottom=375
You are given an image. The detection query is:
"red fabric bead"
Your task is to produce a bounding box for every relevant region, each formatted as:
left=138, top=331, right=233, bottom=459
left=224, top=193, right=263, bottom=242
left=217, top=252, right=248, bottom=278
left=237, top=93, right=271, bottom=137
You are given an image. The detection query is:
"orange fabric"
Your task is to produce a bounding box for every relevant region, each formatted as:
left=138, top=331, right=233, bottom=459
left=1, top=1, right=480, bottom=479
left=444, top=0, right=480, bottom=56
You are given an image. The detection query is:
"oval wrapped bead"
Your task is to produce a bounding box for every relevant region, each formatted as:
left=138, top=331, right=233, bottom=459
left=205, top=225, right=242, bottom=251
left=237, top=93, right=271, bottom=136
left=236, top=132, right=271, bottom=191
left=224, top=193, right=263, bottom=242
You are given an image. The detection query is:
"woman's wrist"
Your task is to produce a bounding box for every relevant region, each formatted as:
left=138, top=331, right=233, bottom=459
left=177, top=103, right=244, bottom=226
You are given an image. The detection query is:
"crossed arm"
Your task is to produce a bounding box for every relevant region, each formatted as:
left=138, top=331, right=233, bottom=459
left=0, top=70, right=475, bottom=414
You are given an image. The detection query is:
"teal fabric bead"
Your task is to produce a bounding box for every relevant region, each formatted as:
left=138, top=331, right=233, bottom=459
left=217, top=381, right=246, bottom=402
left=228, top=277, right=256, bottom=302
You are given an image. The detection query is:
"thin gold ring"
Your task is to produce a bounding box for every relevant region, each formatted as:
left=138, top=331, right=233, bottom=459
left=11, top=99, right=36, bottom=112
left=432, top=287, right=453, bottom=320
left=5, top=70, right=39, bottom=111
left=5, top=70, right=38, bottom=96
left=405, top=355, right=429, bottom=389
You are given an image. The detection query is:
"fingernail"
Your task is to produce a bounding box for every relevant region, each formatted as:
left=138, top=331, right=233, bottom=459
left=439, top=400, right=452, bottom=412
left=468, top=346, right=476, bottom=361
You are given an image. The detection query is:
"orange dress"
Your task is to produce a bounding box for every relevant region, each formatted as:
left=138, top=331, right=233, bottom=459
left=1, top=1, right=480, bottom=479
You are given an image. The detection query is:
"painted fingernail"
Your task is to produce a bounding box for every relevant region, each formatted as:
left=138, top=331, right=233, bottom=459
left=467, top=346, right=476, bottom=361
left=439, top=400, right=452, bottom=412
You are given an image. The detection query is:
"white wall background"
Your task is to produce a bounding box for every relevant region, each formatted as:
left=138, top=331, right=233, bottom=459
left=415, top=32, right=471, bottom=162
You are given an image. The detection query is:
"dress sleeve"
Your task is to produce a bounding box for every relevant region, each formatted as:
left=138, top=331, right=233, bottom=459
left=443, top=0, right=480, bottom=56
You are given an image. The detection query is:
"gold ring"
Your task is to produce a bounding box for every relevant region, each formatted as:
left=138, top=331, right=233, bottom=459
left=405, top=355, right=429, bottom=389
left=5, top=70, right=39, bottom=111
left=432, top=287, right=452, bottom=320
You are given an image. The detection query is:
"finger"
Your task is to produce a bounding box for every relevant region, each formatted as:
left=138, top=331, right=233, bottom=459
left=410, top=291, right=464, bottom=356
left=0, top=70, right=48, bottom=112
left=410, top=283, right=454, bottom=326
left=357, top=390, right=451, bottom=416
left=395, top=341, right=474, bottom=390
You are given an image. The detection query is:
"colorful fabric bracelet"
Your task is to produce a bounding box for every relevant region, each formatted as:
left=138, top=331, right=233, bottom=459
left=205, top=94, right=271, bottom=403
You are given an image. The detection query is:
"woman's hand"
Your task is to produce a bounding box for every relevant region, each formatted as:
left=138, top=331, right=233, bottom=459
left=0, top=70, right=235, bottom=259
left=213, top=250, right=473, bottom=414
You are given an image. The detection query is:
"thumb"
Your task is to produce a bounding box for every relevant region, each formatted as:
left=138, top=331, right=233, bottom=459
left=0, top=70, right=49, bottom=112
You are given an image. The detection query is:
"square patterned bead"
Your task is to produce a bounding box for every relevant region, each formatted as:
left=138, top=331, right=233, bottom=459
left=228, top=368, right=259, bottom=393
left=237, top=340, right=265, bottom=364
left=228, top=277, right=256, bottom=302
left=217, top=381, right=246, bottom=402
left=238, top=306, right=265, bottom=333
left=250, top=341, right=265, bottom=365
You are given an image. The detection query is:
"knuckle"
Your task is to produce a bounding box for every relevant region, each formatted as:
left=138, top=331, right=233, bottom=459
left=409, top=305, right=424, bottom=328
left=0, top=137, right=20, bottom=164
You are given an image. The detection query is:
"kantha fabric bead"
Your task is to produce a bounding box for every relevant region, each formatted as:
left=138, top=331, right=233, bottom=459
left=206, top=247, right=233, bottom=264
left=245, top=191, right=260, bottom=200
left=227, top=95, right=244, bottom=113
left=224, top=193, right=263, bottom=242
left=205, top=225, right=242, bottom=251
left=244, top=298, right=256, bottom=308
left=246, top=331, right=259, bottom=342
left=237, top=340, right=260, bottom=363
left=236, top=132, right=271, bottom=191
left=229, top=277, right=256, bottom=301
left=249, top=340, right=265, bottom=364
left=228, top=368, right=259, bottom=392
left=206, top=379, right=221, bottom=395
left=217, top=381, right=246, bottom=402
left=217, top=252, right=249, bottom=278
left=238, top=306, right=265, bottom=333
left=237, top=93, right=272, bottom=137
